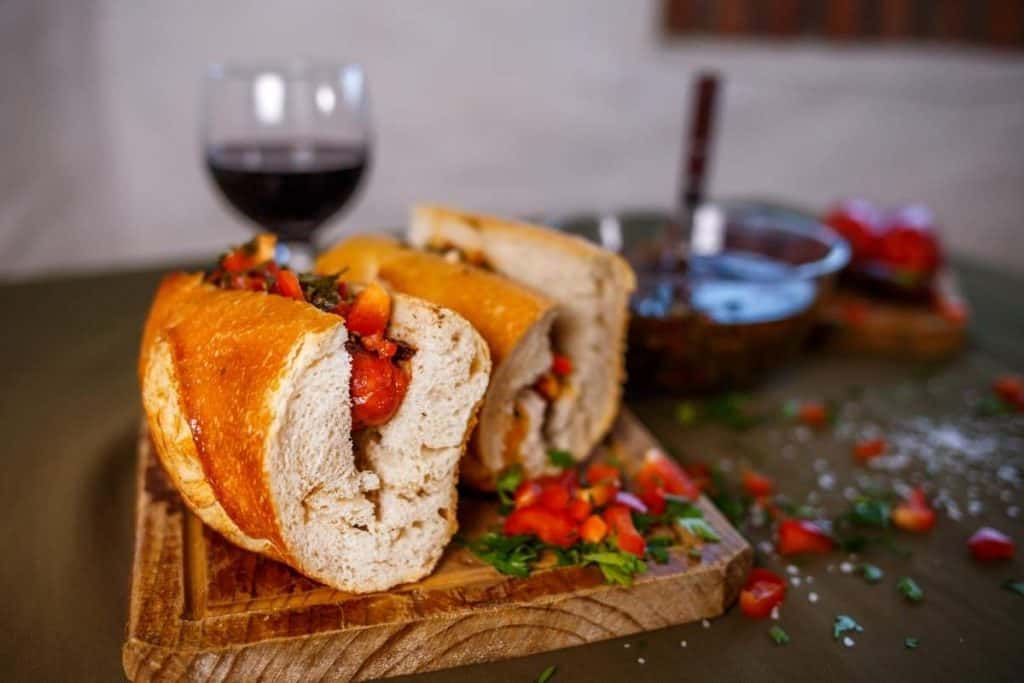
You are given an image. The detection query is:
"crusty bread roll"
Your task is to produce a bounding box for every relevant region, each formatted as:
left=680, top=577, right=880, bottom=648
left=316, top=236, right=562, bottom=489
left=139, top=272, right=490, bottom=592
left=408, top=205, right=636, bottom=465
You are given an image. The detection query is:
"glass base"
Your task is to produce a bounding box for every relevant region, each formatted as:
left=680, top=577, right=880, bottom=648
left=275, top=241, right=316, bottom=271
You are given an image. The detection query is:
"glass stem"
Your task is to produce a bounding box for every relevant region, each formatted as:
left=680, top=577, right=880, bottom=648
left=278, top=239, right=316, bottom=272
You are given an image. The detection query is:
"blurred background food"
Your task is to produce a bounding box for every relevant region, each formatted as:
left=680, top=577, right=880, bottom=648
left=2, top=0, right=1023, bottom=279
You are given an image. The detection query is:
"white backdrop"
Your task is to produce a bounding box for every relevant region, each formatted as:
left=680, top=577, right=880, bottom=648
left=2, top=0, right=1023, bottom=279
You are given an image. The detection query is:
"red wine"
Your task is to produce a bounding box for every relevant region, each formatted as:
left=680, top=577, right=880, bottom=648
left=206, top=141, right=369, bottom=241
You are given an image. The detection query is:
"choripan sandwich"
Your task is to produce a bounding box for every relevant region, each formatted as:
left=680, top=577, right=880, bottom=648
left=139, top=234, right=490, bottom=593
left=407, top=207, right=635, bottom=466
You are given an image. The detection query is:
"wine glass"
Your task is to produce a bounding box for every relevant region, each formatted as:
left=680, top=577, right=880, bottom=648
left=201, top=60, right=372, bottom=270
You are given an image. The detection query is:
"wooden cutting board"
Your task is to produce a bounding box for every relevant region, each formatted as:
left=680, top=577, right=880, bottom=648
left=123, top=410, right=751, bottom=682
left=819, top=267, right=969, bottom=360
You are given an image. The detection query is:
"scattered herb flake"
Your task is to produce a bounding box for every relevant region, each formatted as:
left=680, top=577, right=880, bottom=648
left=677, top=517, right=721, bottom=543
left=833, top=615, right=864, bottom=640
left=645, top=537, right=673, bottom=564
left=851, top=497, right=891, bottom=528
left=581, top=549, right=648, bottom=586
left=547, top=450, right=574, bottom=469
left=769, top=625, right=790, bottom=645
left=1003, top=579, right=1024, bottom=597
left=897, top=576, right=924, bottom=603
left=857, top=563, right=884, bottom=584
left=536, top=665, right=557, bottom=683
left=465, top=532, right=542, bottom=577
left=495, top=465, right=523, bottom=513
left=904, top=637, right=919, bottom=650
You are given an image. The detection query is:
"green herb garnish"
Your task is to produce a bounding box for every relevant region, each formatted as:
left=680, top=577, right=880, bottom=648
left=833, top=615, right=863, bottom=640
left=547, top=450, right=574, bottom=469
left=897, top=577, right=924, bottom=603
left=1003, top=579, right=1024, bottom=597
left=464, top=532, right=543, bottom=577
left=298, top=272, right=344, bottom=312
left=769, top=625, right=790, bottom=645
left=645, top=537, right=673, bottom=564
left=536, top=665, right=557, bottom=683
left=677, top=517, right=721, bottom=542
left=904, top=637, right=919, bottom=650
left=856, top=563, right=884, bottom=584
left=581, top=548, right=648, bottom=586
left=850, top=497, right=891, bottom=528
left=495, top=465, right=524, bottom=514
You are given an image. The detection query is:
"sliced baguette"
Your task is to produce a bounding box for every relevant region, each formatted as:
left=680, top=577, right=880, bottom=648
left=139, top=273, right=490, bottom=592
left=409, top=204, right=636, bottom=463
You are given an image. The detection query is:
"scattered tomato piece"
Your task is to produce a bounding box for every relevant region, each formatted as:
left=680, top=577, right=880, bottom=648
left=271, top=269, right=304, bottom=301
left=551, top=354, right=573, bottom=377
left=586, top=463, right=621, bottom=486
left=739, top=568, right=787, bottom=619
left=504, top=506, right=578, bottom=548
left=568, top=498, right=593, bottom=522
left=967, top=527, right=1015, bottom=562
left=798, top=402, right=829, bottom=429
left=993, top=376, right=1024, bottom=412
left=360, top=333, right=398, bottom=359
left=634, top=449, right=699, bottom=513
left=603, top=504, right=646, bottom=556
left=580, top=514, right=608, bottom=543
left=513, top=481, right=542, bottom=510
left=776, top=519, right=834, bottom=555
left=346, top=282, right=392, bottom=337
left=577, top=480, right=619, bottom=507
left=824, top=199, right=883, bottom=262
left=891, top=488, right=935, bottom=533
left=742, top=469, right=775, bottom=498
left=853, top=438, right=887, bottom=463
left=539, top=482, right=571, bottom=512
left=683, top=462, right=713, bottom=493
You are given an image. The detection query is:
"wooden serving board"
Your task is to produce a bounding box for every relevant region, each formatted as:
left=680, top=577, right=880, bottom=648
left=819, top=267, right=969, bottom=361
left=123, top=410, right=751, bottom=682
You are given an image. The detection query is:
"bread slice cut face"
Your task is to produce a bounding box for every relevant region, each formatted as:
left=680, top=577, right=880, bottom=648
left=139, top=273, right=490, bottom=592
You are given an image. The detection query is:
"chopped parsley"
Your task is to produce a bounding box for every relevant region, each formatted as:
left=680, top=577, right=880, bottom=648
left=581, top=548, right=648, bottom=586
left=677, top=517, right=721, bottom=542
left=547, top=450, right=574, bottom=469
left=1003, top=579, right=1024, bottom=597
left=495, top=465, right=524, bottom=514
left=536, top=665, right=557, bottom=683
left=856, top=563, right=884, bottom=584
left=904, top=637, right=920, bottom=650
left=463, top=533, right=543, bottom=577
left=833, top=615, right=863, bottom=640
left=897, top=577, right=924, bottom=603
left=769, top=625, right=790, bottom=645
left=850, top=497, right=891, bottom=528
left=645, top=536, right=673, bottom=564
left=298, top=272, right=344, bottom=312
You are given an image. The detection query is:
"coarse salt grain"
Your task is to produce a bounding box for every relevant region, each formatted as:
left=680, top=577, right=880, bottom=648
left=624, top=643, right=630, bottom=648
left=843, top=637, right=855, bottom=647
left=771, top=605, right=781, bottom=620
left=786, top=565, right=799, bottom=576
left=808, top=592, right=819, bottom=603
left=702, top=619, right=711, bottom=629
left=680, top=640, right=687, bottom=648
left=638, top=657, right=646, bottom=664
left=806, top=575, right=814, bottom=584
left=790, top=577, right=802, bottom=588
left=1008, top=506, right=1020, bottom=518
left=840, top=562, right=854, bottom=574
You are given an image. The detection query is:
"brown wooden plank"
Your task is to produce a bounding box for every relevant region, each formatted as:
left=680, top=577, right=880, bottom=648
left=762, top=0, right=803, bottom=36
left=987, top=0, right=1024, bottom=45
left=934, top=0, right=969, bottom=41
left=826, top=0, right=866, bottom=38
left=716, top=0, right=754, bottom=34
left=123, top=410, right=752, bottom=682
left=662, top=0, right=702, bottom=35
left=878, top=0, right=915, bottom=38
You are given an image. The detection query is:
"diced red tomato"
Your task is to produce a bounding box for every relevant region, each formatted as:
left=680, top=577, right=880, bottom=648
left=891, top=488, right=935, bottom=534
left=513, top=481, right=542, bottom=510
left=824, top=199, right=883, bottom=262
left=580, top=514, right=608, bottom=543
left=551, top=354, right=573, bottom=377
left=568, top=498, right=593, bottom=523
left=776, top=519, right=834, bottom=556
left=220, top=234, right=276, bottom=271
left=853, top=438, right=887, bottom=463
left=994, top=376, right=1024, bottom=411
left=739, top=568, right=787, bottom=619
left=346, top=283, right=392, bottom=337
left=271, top=269, right=304, bottom=301
left=577, top=481, right=619, bottom=507
left=603, top=504, right=645, bottom=557
left=967, top=527, right=1015, bottom=562
left=683, top=462, right=713, bottom=493
left=504, top=506, right=578, bottom=548
left=539, top=481, right=571, bottom=512
left=742, top=469, right=774, bottom=498
left=586, top=463, right=621, bottom=486
left=798, top=402, right=829, bottom=429
left=877, top=206, right=941, bottom=277
left=360, top=333, right=398, bottom=359
left=613, top=491, right=649, bottom=514
left=349, top=346, right=409, bottom=430
left=634, top=449, right=699, bottom=514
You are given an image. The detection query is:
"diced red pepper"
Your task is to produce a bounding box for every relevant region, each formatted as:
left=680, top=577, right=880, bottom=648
left=603, top=504, right=646, bottom=557
left=586, top=463, right=621, bottom=486
left=853, top=438, right=887, bottom=463
left=739, top=568, right=787, bottom=619
left=776, top=519, right=834, bottom=555
left=568, top=498, right=593, bottom=523
left=580, top=514, right=608, bottom=543
left=967, top=527, right=1015, bottom=562
left=994, top=376, right=1024, bottom=411
left=634, top=449, right=699, bottom=514
left=551, top=354, right=573, bottom=377
left=346, top=282, right=392, bottom=337
left=271, top=269, right=304, bottom=301
left=613, top=490, right=649, bottom=514
left=513, top=481, right=542, bottom=510
left=891, top=488, right=935, bottom=533
left=504, top=506, right=578, bottom=548
left=798, top=402, right=829, bottom=428
left=742, top=469, right=775, bottom=498
left=539, top=481, right=571, bottom=512
left=349, top=346, right=410, bottom=430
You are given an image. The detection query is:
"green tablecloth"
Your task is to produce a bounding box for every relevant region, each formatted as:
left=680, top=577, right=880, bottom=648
left=2, top=260, right=1022, bottom=682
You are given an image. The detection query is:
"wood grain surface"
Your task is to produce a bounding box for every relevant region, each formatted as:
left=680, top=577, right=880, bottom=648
left=820, top=268, right=969, bottom=361
left=123, top=410, right=751, bottom=682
